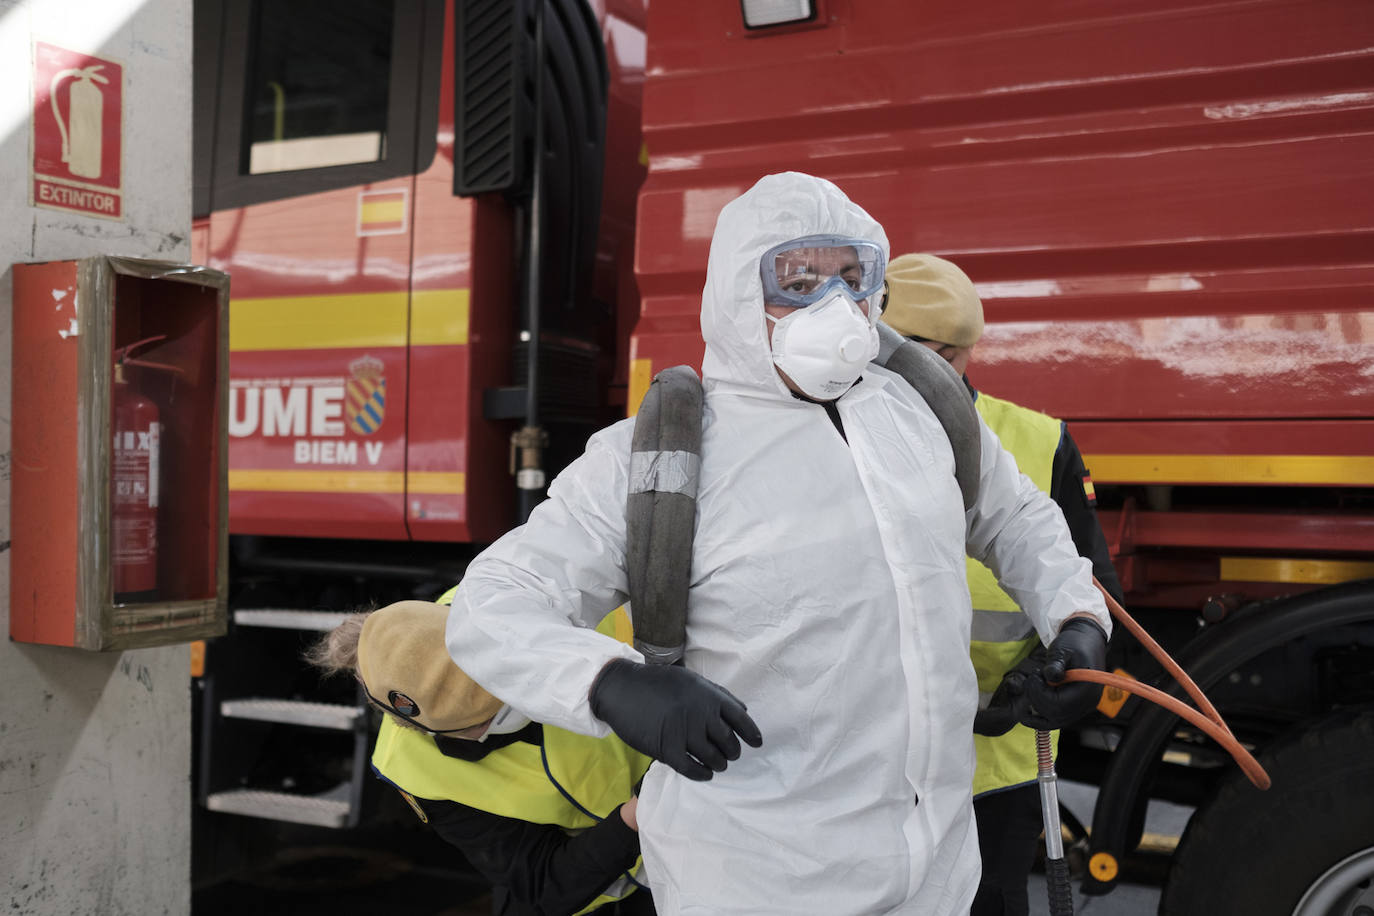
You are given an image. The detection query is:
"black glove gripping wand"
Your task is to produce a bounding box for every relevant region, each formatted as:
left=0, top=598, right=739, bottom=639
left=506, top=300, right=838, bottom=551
left=1037, top=580, right=1273, bottom=916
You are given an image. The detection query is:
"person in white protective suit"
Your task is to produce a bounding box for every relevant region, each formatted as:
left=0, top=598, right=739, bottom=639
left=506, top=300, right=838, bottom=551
left=445, top=171, right=1112, bottom=915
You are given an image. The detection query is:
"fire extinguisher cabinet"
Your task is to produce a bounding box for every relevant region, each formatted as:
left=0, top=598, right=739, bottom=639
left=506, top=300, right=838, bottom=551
left=10, top=256, right=229, bottom=650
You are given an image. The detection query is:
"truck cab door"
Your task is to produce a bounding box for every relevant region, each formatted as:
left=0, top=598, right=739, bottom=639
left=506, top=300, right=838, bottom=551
left=194, top=0, right=443, bottom=539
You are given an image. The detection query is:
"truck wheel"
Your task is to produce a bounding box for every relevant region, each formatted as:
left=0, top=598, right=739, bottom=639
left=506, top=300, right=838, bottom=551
left=1160, top=706, right=1374, bottom=916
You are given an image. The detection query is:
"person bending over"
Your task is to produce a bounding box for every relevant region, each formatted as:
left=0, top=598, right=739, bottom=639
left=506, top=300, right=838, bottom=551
left=308, top=599, right=653, bottom=916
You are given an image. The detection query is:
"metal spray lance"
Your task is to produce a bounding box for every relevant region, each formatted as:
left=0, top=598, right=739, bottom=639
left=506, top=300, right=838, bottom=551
left=1037, top=729, right=1074, bottom=916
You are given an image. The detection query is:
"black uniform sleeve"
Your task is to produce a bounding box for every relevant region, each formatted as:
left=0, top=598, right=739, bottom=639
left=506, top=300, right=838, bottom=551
left=1049, top=424, right=1125, bottom=605
left=410, top=791, right=641, bottom=916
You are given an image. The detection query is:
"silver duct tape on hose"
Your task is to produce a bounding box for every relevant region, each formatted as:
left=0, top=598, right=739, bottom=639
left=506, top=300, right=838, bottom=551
left=635, top=640, right=687, bottom=666
left=629, top=450, right=701, bottom=497
left=873, top=322, right=981, bottom=510
left=626, top=366, right=704, bottom=666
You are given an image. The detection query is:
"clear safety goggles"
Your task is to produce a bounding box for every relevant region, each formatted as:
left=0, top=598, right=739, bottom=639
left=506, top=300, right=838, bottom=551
left=760, top=235, right=887, bottom=317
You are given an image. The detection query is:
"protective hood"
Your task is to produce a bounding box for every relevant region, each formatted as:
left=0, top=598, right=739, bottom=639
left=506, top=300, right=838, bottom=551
left=700, top=172, right=889, bottom=399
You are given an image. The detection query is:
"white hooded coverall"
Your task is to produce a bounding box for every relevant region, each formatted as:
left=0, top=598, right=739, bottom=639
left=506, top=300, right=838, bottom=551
left=446, top=172, right=1110, bottom=914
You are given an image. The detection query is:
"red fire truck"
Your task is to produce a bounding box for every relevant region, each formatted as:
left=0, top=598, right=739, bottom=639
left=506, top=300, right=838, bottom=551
left=191, top=0, right=1374, bottom=910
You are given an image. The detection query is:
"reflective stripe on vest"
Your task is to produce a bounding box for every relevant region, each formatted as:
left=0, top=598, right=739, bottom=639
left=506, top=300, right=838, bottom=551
left=968, top=392, right=1064, bottom=797
left=378, top=604, right=649, bottom=911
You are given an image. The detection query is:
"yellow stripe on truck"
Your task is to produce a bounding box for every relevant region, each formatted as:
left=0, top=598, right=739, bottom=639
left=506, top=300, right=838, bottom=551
left=410, top=289, right=470, bottom=346
left=231, top=293, right=408, bottom=351
left=1220, top=557, right=1374, bottom=585
left=230, top=469, right=467, bottom=496
left=230, top=290, right=472, bottom=351
left=627, top=358, right=653, bottom=418
left=230, top=469, right=405, bottom=493
left=407, top=472, right=466, bottom=494
left=1084, top=454, right=1374, bottom=486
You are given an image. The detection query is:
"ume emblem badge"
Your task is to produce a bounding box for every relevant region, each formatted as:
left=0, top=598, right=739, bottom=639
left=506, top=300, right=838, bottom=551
left=346, top=355, right=387, bottom=435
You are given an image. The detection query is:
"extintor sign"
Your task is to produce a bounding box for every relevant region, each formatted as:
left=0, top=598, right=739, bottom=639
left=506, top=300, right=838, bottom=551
left=31, top=41, right=124, bottom=220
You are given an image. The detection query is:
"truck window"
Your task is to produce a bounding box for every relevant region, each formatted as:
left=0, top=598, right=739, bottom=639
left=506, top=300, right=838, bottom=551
left=244, top=0, right=392, bottom=174
left=198, top=0, right=441, bottom=212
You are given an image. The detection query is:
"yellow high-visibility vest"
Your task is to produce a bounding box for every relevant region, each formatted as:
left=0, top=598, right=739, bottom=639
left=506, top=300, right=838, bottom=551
left=378, top=601, right=649, bottom=913
left=968, top=392, right=1064, bottom=797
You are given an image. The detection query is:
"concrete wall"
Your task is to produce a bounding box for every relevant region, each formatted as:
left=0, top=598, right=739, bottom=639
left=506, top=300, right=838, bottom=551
left=0, top=1, right=192, bottom=913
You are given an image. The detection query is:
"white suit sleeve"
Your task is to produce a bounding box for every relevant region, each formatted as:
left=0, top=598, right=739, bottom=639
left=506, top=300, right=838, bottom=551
left=445, top=421, right=643, bottom=737
left=965, top=418, right=1111, bottom=644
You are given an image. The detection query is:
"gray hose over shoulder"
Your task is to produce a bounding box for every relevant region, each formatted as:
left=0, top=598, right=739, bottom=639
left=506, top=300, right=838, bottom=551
left=624, top=338, right=976, bottom=665
left=873, top=322, right=982, bottom=510
left=626, top=366, right=703, bottom=665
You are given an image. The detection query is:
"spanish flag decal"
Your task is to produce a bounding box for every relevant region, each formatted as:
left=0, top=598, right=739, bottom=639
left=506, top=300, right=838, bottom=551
left=357, top=188, right=408, bottom=236
left=1082, top=473, right=1097, bottom=507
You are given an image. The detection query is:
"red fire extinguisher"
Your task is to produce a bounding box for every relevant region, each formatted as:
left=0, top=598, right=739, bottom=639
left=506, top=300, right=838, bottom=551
left=111, top=336, right=178, bottom=603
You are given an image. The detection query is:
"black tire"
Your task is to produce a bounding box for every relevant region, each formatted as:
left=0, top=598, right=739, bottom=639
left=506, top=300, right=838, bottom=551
left=1160, top=706, right=1374, bottom=915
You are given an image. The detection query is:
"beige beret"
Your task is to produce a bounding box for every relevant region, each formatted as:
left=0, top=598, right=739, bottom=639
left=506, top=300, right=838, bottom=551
left=356, top=600, right=503, bottom=733
left=881, top=253, right=984, bottom=347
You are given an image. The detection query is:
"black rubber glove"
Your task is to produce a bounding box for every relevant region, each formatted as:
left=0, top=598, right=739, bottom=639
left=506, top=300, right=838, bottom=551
left=972, top=647, right=1046, bottom=737
left=1019, top=617, right=1109, bottom=731
left=589, top=658, right=763, bottom=781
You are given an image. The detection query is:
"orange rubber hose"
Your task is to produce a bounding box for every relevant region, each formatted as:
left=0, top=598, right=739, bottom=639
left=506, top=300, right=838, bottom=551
left=1062, top=669, right=1270, bottom=790
left=1092, top=581, right=1224, bottom=727
left=1067, top=579, right=1271, bottom=791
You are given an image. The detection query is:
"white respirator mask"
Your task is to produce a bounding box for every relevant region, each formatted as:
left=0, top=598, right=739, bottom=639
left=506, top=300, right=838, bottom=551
left=478, top=704, right=532, bottom=740
left=767, top=290, right=879, bottom=400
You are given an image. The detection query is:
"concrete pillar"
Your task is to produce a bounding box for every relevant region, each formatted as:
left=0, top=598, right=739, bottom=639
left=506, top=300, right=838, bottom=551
left=1, top=1, right=192, bottom=913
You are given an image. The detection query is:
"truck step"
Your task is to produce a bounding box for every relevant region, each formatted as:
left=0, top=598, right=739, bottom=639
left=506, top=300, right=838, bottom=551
left=221, top=698, right=364, bottom=730
left=234, top=608, right=352, bottom=631
left=205, top=787, right=352, bottom=828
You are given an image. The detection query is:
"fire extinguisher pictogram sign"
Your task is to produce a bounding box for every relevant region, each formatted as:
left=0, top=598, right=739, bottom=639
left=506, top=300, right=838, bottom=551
left=31, top=41, right=124, bottom=220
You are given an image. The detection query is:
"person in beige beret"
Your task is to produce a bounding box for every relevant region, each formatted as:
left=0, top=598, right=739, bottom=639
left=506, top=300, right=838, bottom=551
left=882, top=252, right=1124, bottom=916
left=307, top=598, right=655, bottom=916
